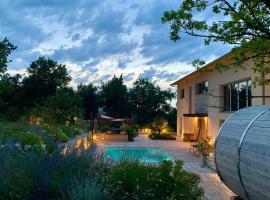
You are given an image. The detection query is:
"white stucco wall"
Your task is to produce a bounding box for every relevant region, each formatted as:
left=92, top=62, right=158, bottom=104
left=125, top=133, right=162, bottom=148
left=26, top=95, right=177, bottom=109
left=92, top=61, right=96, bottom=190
left=175, top=59, right=270, bottom=142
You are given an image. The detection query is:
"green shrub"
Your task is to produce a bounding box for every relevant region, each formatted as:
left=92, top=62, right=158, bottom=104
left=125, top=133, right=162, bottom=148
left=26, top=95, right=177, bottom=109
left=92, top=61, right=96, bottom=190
left=0, top=122, right=44, bottom=146
left=56, top=130, right=69, bottom=143
left=68, top=178, right=112, bottom=200
left=44, top=126, right=69, bottom=143
left=151, top=117, right=168, bottom=135
left=0, top=147, right=102, bottom=200
left=4, top=107, right=21, bottom=122
left=149, top=133, right=176, bottom=140
left=61, top=125, right=81, bottom=138
left=2, top=128, right=44, bottom=145
left=127, top=128, right=137, bottom=141
left=44, top=124, right=82, bottom=143
left=0, top=122, right=57, bottom=153
left=0, top=147, right=47, bottom=200
left=42, top=154, right=94, bottom=198
left=101, top=160, right=204, bottom=200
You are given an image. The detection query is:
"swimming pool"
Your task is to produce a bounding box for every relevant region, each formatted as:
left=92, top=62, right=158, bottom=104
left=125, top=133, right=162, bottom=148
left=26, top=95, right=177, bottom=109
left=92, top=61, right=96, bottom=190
left=105, top=147, right=173, bottom=163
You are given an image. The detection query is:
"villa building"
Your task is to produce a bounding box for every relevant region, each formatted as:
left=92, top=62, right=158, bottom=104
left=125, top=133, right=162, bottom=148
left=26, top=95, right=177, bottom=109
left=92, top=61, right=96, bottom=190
left=172, top=52, right=270, bottom=144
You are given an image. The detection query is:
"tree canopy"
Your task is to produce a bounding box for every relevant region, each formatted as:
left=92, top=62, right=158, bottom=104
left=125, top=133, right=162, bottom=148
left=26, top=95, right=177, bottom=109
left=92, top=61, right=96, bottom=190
left=0, top=38, right=16, bottom=76
left=162, top=0, right=270, bottom=85
left=23, top=57, right=71, bottom=106
left=100, top=75, right=130, bottom=118
left=40, top=88, right=83, bottom=125
left=151, top=117, right=168, bottom=135
left=77, top=83, right=99, bottom=120
left=0, top=38, right=177, bottom=127
left=129, top=78, right=175, bottom=126
left=165, top=107, right=177, bottom=131
left=0, top=74, right=23, bottom=120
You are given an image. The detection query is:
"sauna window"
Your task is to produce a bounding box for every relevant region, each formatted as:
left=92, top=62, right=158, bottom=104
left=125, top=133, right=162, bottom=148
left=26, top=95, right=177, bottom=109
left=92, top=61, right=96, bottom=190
left=223, top=80, right=252, bottom=111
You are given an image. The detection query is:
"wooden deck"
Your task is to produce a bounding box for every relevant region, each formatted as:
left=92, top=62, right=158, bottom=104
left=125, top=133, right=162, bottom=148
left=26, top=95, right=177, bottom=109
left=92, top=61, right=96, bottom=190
left=97, top=135, right=235, bottom=200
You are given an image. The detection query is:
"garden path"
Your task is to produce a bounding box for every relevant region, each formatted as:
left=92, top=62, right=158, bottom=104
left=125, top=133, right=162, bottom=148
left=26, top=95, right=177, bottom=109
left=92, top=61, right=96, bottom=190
left=97, top=134, right=235, bottom=200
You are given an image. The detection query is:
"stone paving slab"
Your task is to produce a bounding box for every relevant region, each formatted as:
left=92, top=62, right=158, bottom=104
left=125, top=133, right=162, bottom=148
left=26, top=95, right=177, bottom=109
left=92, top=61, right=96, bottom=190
left=97, top=134, right=235, bottom=200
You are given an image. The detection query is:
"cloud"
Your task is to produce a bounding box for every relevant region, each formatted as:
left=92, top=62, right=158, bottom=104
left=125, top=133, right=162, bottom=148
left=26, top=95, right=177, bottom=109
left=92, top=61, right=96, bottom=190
left=124, top=72, right=135, bottom=82
left=1, top=0, right=232, bottom=95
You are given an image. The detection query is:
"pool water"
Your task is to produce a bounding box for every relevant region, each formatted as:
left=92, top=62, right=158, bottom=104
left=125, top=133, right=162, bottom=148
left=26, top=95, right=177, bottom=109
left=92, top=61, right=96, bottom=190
left=105, top=147, right=173, bottom=163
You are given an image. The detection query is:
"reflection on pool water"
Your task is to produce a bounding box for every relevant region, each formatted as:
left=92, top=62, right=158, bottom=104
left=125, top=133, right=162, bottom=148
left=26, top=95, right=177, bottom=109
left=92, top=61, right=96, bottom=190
left=105, top=147, right=173, bottom=163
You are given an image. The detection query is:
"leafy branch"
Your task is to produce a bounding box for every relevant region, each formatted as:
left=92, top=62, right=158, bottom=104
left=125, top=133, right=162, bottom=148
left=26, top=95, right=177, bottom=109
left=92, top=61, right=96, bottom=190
left=162, top=0, right=270, bottom=85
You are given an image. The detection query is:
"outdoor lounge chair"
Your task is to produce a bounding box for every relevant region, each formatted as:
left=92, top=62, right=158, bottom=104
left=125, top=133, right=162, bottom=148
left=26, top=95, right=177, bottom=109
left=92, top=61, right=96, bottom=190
left=189, top=130, right=200, bottom=155
left=190, top=139, right=199, bottom=153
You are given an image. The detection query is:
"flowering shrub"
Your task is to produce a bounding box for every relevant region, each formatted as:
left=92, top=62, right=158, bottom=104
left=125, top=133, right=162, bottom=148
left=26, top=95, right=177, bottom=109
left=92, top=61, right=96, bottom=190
left=0, top=147, right=47, bottom=200
left=0, top=122, right=57, bottom=153
left=68, top=178, right=112, bottom=200
left=0, top=123, right=44, bottom=145
left=0, top=143, right=47, bottom=153
left=0, top=147, right=106, bottom=200
left=101, top=160, right=204, bottom=200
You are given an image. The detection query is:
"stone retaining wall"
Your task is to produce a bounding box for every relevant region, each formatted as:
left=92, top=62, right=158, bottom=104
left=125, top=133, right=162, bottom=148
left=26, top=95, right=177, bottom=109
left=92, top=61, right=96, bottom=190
left=59, top=133, right=93, bottom=155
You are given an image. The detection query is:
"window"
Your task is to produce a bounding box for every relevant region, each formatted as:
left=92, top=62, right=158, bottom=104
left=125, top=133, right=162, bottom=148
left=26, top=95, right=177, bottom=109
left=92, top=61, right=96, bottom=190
left=180, top=89, right=185, bottom=99
left=223, top=80, right=251, bottom=111
left=196, top=81, right=208, bottom=95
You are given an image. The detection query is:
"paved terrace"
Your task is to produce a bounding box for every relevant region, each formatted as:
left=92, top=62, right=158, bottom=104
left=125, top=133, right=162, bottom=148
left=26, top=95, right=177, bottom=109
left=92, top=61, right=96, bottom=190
left=97, top=134, right=235, bottom=200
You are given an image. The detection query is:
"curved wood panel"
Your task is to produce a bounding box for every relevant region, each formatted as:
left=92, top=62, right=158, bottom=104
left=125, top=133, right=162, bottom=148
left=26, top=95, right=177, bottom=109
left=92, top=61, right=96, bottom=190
left=215, top=106, right=270, bottom=200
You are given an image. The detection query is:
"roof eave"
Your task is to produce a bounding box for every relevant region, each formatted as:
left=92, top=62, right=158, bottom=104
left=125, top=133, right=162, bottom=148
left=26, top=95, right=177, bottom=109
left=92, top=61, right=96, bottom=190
left=170, top=51, right=234, bottom=86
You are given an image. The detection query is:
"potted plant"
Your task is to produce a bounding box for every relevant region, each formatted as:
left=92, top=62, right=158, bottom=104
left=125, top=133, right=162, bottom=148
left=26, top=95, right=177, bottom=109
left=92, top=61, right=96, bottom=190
left=198, top=140, right=210, bottom=167
left=127, top=128, right=137, bottom=142
left=120, top=122, right=129, bottom=135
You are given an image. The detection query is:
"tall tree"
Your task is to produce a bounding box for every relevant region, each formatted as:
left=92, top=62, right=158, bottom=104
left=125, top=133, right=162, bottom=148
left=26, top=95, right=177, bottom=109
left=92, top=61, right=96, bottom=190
left=77, top=83, right=99, bottom=120
left=0, top=38, right=16, bottom=76
left=129, top=78, right=175, bottom=127
left=165, top=107, right=177, bottom=132
left=0, top=74, right=24, bottom=121
left=100, top=75, right=130, bottom=118
left=22, top=57, right=71, bottom=106
left=40, top=87, right=83, bottom=125
left=162, top=0, right=270, bottom=85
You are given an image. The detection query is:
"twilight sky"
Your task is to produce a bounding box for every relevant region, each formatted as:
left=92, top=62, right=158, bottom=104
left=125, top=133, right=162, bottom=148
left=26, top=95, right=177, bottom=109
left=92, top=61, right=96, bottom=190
left=1, top=0, right=231, bottom=89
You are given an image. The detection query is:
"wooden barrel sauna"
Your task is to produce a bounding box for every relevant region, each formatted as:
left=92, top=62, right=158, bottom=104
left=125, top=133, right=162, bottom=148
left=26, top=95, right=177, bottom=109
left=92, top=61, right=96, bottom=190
left=215, top=106, right=270, bottom=200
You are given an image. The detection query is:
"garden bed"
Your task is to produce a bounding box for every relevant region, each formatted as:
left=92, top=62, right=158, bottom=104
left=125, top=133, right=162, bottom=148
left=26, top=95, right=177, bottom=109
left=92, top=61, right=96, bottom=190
left=0, top=146, right=204, bottom=200
left=0, top=122, right=85, bottom=154
left=149, top=133, right=176, bottom=140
